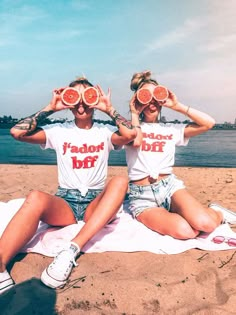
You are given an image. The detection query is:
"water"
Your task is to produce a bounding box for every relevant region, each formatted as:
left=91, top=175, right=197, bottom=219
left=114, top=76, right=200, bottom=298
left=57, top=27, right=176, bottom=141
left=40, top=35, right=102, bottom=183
left=0, top=129, right=236, bottom=167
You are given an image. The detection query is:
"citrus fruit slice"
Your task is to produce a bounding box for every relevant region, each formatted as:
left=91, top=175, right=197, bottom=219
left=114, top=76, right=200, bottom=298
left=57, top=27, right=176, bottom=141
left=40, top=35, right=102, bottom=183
left=136, top=88, right=152, bottom=104
left=82, top=87, right=99, bottom=106
left=61, top=88, right=81, bottom=106
left=153, top=86, right=169, bottom=102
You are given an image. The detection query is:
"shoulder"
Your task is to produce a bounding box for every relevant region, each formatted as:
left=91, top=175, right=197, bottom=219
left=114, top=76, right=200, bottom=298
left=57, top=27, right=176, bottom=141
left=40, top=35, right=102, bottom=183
left=93, top=122, right=117, bottom=133
left=41, top=120, right=75, bottom=132
left=159, top=122, right=187, bottom=130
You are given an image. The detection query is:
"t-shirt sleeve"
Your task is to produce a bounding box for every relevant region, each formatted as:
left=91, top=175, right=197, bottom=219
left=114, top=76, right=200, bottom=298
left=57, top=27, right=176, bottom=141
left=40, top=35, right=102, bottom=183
left=103, top=123, right=119, bottom=150
left=40, top=123, right=62, bottom=150
left=174, top=124, right=190, bottom=146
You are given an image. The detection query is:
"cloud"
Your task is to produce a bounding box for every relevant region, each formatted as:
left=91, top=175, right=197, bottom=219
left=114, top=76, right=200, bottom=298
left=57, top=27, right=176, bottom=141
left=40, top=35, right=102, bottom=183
left=145, top=18, right=206, bottom=52
left=200, top=33, right=236, bottom=53
left=144, top=1, right=236, bottom=55
left=156, top=53, right=235, bottom=123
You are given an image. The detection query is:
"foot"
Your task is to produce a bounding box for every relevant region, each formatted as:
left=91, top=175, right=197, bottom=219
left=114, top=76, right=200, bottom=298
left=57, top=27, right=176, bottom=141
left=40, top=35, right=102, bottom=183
left=41, top=245, right=79, bottom=289
left=209, top=203, right=236, bottom=224
left=0, top=270, right=15, bottom=294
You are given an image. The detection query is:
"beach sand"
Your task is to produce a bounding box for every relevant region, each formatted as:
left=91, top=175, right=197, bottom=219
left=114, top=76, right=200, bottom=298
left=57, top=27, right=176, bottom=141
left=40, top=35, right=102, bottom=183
left=0, top=165, right=236, bottom=315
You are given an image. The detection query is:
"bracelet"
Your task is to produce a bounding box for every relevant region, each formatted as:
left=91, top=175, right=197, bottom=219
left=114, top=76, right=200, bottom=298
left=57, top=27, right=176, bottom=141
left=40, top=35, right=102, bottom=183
left=185, top=106, right=190, bottom=115
left=133, top=125, right=141, bottom=129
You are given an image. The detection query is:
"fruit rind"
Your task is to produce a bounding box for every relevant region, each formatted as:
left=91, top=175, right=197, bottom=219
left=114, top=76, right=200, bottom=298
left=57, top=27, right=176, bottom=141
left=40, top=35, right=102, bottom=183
left=61, top=88, right=81, bottom=106
left=136, top=88, right=152, bottom=104
left=82, top=87, right=99, bottom=106
left=153, top=86, right=169, bottom=102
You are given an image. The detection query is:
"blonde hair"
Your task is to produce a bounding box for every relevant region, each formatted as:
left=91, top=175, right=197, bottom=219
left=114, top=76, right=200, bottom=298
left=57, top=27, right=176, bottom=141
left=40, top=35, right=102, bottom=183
left=69, top=76, right=93, bottom=88
left=130, top=70, right=158, bottom=91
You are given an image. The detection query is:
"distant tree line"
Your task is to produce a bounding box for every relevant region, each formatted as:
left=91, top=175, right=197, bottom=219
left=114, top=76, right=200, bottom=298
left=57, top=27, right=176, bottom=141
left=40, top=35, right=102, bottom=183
left=0, top=115, right=235, bottom=129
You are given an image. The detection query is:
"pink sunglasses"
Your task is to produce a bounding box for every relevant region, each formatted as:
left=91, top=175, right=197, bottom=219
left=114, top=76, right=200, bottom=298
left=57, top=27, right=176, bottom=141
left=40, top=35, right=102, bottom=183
left=212, top=236, right=236, bottom=246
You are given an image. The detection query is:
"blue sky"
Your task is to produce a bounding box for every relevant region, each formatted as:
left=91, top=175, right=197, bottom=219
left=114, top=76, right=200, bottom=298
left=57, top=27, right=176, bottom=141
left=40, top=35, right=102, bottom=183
left=0, top=0, right=235, bottom=123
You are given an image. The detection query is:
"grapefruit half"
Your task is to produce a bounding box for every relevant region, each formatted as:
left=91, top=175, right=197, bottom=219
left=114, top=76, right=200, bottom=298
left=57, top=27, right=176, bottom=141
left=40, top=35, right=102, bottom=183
left=61, top=88, right=81, bottom=106
left=82, top=87, right=99, bottom=106
left=136, top=88, right=152, bottom=104
left=153, top=86, right=169, bottom=102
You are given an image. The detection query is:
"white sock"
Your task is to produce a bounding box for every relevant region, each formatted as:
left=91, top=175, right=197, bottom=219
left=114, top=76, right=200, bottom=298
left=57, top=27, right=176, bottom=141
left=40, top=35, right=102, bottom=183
left=0, top=270, right=9, bottom=278
left=69, top=242, right=80, bottom=256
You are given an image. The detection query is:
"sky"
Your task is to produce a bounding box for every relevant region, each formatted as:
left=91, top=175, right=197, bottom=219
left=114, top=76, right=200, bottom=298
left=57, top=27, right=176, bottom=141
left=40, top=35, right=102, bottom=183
left=0, top=0, right=235, bottom=123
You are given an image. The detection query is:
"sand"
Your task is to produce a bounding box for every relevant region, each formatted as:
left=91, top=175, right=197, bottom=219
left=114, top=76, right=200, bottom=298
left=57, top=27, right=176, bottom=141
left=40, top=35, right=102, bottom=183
left=0, top=165, right=236, bottom=315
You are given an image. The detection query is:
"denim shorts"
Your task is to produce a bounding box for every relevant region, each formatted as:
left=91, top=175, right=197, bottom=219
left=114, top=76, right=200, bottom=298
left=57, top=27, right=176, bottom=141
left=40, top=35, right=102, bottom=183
left=55, top=187, right=102, bottom=221
left=128, top=174, right=185, bottom=218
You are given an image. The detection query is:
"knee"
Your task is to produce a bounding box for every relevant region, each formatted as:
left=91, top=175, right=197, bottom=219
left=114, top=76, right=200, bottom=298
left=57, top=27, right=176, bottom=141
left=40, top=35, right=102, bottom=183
left=109, top=176, right=128, bottom=192
left=192, top=213, right=218, bottom=233
left=25, top=190, right=50, bottom=209
left=171, top=221, right=199, bottom=240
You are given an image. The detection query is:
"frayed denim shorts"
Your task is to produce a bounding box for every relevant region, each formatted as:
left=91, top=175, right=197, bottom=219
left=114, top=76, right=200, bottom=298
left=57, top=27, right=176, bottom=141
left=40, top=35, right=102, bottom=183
left=55, top=187, right=102, bottom=221
left=128, top=174, right=185, bottom=218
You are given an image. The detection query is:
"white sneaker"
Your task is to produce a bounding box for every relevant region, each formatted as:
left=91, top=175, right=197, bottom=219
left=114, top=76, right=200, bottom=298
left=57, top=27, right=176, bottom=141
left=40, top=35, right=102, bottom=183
left=0, top=270, right=15, bottom=294
left=41, top=248, right=78, bottom=289
left=209, top=203, right=236, bottom=224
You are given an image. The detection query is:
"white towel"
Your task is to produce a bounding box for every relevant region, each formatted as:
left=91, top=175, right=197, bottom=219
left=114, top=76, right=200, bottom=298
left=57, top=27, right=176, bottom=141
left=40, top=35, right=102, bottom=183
left=1, top=198, right=236, bottom=257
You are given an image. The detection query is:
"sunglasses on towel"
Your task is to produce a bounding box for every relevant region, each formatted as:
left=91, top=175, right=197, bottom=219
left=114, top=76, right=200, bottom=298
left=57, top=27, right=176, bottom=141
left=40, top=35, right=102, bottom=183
left=212, top=236, right=236, bottom=247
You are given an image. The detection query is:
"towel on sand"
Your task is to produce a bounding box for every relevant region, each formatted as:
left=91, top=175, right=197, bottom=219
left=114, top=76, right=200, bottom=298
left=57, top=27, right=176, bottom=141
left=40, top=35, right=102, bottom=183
left=1, top=198, right=236, bottom=256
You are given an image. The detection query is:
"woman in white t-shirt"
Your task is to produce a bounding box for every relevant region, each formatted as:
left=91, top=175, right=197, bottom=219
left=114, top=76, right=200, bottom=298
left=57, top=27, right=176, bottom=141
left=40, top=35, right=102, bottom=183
left=0, top=77, right=137, bottom=293
left=126, top=70, right=236, bottom=239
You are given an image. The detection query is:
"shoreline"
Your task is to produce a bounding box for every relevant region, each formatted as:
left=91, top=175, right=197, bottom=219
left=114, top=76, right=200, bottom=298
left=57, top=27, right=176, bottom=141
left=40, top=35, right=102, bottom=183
left=1, top=165, right=236, bottom=314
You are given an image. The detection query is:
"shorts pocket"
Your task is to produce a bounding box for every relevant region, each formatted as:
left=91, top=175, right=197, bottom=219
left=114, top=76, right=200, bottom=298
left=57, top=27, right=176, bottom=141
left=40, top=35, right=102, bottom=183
left=55, top=187, right=68, bottom=198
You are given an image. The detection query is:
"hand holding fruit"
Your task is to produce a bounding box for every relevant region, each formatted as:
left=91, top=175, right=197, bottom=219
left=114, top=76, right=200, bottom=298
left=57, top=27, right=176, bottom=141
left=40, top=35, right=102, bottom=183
left=158, top=90, right=179, bottom=109
left=49, top=87, right=75, bottom=111
left=130, top=94, right=148, bottom=115
left=90, top=85, right=113, bottom=114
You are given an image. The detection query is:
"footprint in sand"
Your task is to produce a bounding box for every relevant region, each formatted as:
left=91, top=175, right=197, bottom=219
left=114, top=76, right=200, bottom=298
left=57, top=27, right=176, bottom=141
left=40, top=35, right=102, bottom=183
left=195, top=268, right=229, bottom=305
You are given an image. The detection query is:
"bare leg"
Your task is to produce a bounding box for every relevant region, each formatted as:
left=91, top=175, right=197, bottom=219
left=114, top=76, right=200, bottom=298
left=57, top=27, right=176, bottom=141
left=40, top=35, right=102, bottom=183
left=137, top=207, right=200, bottom=239
left=136, top=188, right=223, bottom=240
left=40, top=176, right=129, bottom=289
left=71, top=176, right=128, bottom=249
left=0, top=190, right=76, bottom=271
left=171, top=189, right=222, bottom=232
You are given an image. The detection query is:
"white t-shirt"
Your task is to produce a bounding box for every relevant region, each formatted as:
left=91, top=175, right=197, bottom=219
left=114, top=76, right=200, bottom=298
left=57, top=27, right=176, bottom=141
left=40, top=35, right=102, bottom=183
left=125, top=122, right=189, bottom=181
left=41, top=121, right=117, bottom=195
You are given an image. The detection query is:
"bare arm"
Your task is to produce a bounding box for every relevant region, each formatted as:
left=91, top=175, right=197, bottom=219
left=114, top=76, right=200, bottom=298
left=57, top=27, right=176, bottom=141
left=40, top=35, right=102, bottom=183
left=90, top=85, right=137, bottom=146
left=108, top=108, right=137, bottom=146
left=10, top=87, right=73, bottom=144
left=10, top=106, right=54, bottom=144
left=162, top=91, right=215, bottom=138
left=127, top=94, right=145, bottom=147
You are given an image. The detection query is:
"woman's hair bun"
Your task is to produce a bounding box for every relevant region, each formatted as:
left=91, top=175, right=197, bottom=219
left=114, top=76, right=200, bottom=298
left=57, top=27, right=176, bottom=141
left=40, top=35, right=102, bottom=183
left=130, top=70, right=156, bottom=91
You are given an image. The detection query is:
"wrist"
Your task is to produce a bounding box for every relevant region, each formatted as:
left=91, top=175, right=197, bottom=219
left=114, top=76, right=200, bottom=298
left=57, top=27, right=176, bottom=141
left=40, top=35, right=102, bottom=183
left=107, top=107, right=115, bottom=116
left=46, top=103, right=56, bottom=112
left=185, top=106, right=190, bottom=115
left=131, top=110, right=140, bottom=115
left=173, top=102, right=188, bottom=114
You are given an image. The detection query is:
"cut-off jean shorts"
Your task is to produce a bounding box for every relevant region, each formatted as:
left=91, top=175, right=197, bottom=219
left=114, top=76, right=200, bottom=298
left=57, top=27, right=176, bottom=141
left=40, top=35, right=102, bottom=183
left=128, top=174, right=185, bottom=218
left=55, top=187, right=102, bottom=221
